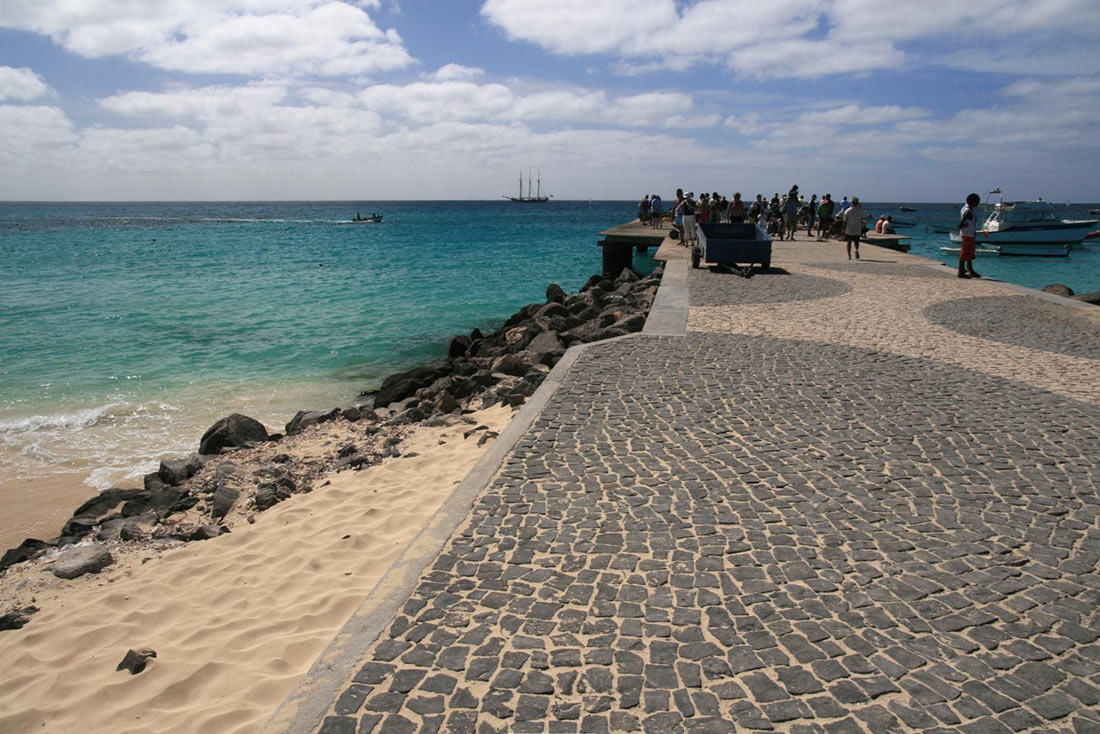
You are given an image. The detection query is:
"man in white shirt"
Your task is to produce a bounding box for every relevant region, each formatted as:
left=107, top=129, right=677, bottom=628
left=957, top=193, right=981, bottom=279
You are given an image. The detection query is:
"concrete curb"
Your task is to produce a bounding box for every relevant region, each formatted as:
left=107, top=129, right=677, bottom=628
left=643, top=259, right=688, bottom=336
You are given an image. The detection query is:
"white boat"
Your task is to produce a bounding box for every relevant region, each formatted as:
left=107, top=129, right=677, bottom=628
left=948, top=193, right=1097, bottom=256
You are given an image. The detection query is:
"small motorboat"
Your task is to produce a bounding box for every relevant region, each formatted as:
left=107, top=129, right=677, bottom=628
left=1090, top=209, right=1100, bottom=215
left=899, top=206, right=917, bottom=212
left=353, top=212, right=383, bottom=223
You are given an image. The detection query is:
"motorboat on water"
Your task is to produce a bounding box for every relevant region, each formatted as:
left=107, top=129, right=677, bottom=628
left=353, top=212, right=382, bottom=223
left=899, top=206, right=917, bottom=212
left=947, top=192, right=1097, bottom=256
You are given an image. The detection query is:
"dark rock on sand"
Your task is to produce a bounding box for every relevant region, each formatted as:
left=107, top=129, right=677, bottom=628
left=117, top=647, right=157, bottom=674
left=211, top=484, right=240, bottom=520
left=51, top=544, right=114, bottom=579
left=71, top=488, right=144, bottom=522
left=375, top=359, right=455, bottom=408
left=157, top=453, right=205, bottom=486
left=0, top=605, right=39, bottom=631
left=1042, top=284, right=1074, bottom=297
left=492, top=354, right=531, bottom=377
left=1073, top=290, right=1100, bottom=305
left=199, top=414, right=269, bottom=455
left=188, top=525, right=229, bottom=541
left=0, top=538, right=52, bottom=573
left=340, top=406, right=362, bottom=422
left=285, top=408, right=340, bottom=436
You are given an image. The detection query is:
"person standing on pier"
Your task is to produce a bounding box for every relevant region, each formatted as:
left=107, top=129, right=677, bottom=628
left=805, top=193, right=818, bottom=235
left=638, top=194, right=650, bottom=224
left=957, top=193, right=982, bottom=279
left=843, top=196, right=865, bottom=259
left=784, top=185, right=800, bottom=240
left=816, top=194, right=834, bottom=241
left=650, top=194, right=663, bottom=228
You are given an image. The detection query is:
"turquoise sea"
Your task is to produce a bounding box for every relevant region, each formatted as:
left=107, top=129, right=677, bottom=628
left=1, top=200, right=1097, bottom=490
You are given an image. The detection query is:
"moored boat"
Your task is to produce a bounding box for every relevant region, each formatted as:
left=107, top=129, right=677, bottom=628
left=353, top=212, right=382, bottom=223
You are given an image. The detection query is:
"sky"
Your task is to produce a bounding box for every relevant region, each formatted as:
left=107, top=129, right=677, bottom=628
left=0, top=0, right=1098, bottom=201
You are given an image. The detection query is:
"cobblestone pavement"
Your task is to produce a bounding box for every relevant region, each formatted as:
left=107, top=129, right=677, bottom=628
left=923, top=296, right=1100, bottom=360
left=316, top=333, right=1100, bottom=734
left=690, top=269, right=852, bottom=307
left=688, top=262, right=1100, bottom=406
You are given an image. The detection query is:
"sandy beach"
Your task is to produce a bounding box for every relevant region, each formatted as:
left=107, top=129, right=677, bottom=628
left=0, top=403, right=513, bottom=734
left=0, top=474, right=98, bottom=551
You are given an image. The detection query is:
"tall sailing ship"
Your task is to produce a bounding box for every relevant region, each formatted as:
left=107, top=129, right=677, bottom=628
left=504, top=168, right=551, bottom=203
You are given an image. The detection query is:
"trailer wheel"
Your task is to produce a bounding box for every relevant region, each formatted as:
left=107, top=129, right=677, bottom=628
left=758, top=259, right=770, bottom=273
left=691, top=248, right=700, bottom=269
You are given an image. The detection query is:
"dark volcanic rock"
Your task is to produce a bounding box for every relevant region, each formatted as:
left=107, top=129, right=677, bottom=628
left=492, top=354, right=531, bottom=376
left=526, top=330, right=564, bottom=356
left=117, top=647, right=157, bottom=674
left=71, top=488, right=145, bottom=522
left=51, top=544, right=114, bottom=579
left=285, top=409, right=340, bottom=436
left=546, top=283, right=566, bottom=303
left=1042, top=283, right=1074, bottom=297
left=188, top=524, right=229, bottom=541
left=0, top=605, right=39, bottom=631
left=199, top=414, right=269, bottom=455
left=211, top=484, right=240, bottom=520
left=1073, top=290, right=1100, bottom=305
left=157, top=453, right=205, bottom=486
left=375, top=359, right=455, bottom=408
left=1, top=538, right=52, bottom=573
left=448, top=335, right=471, bottom=358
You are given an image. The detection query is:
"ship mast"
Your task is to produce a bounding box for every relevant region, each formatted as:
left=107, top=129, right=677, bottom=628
left=537, top=170, right=541, bottom=199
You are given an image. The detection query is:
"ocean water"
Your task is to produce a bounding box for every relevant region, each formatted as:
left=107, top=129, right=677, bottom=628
left=0, top=200, right=655, bottom=488
left=2, top=200, right=1097, bottom=492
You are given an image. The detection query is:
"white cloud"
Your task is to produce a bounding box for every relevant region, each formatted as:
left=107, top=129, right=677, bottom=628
left=425, top=64, right=485, bottom=82
left=481, top=0, right=1100, bottom=79
left=0, top=105, right=75, bottom=164
left=0, top=66, right=52, bottom=101
left=798, top=105, right=929, bottom=126
left=0, top=1, right=413, bottom=77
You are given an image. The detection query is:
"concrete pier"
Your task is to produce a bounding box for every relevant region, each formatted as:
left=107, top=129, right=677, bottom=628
left=272, top=225, right=1100, bottom=734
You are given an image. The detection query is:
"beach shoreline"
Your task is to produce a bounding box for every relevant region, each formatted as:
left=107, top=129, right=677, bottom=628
left=0, top=263, right=662, bottom=733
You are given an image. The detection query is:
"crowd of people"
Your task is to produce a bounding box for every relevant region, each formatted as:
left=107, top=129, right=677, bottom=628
left=637, top=186, right=869, bottom=255
left=637, top=187, right=982, bottom=277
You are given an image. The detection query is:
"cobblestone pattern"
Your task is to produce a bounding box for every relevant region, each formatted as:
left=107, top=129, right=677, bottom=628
left=923, top=296, right=1100, bottom=361
left=688, top=264, right=1100, bottom=407
left=807, top=262, right=955, bottom=280
left=689, top=269, right=852, bottom=307
left=317, top=334, right=1100, bottom=734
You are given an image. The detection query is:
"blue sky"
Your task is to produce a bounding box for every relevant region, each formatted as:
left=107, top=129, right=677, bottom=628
left=0, top=0, right=1098, bottom=201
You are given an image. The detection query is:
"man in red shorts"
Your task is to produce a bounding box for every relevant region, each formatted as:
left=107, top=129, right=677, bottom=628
left=957, top=192, right=981, bottom=279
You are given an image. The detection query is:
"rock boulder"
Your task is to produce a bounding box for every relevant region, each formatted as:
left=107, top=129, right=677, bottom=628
left=199, top=414, right=268, bottom=455
left=51, top=544, right=114, bottom=579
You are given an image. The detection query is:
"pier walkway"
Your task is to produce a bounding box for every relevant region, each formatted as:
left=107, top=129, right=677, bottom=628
left=273, top=228, right=1100, bottom=734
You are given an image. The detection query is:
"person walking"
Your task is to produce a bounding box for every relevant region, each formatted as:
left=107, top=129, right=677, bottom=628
left=843, top=196, right=865, bottom=259
left=805, top=194, right=817, bottom=235
left=957, top=192, right=982, bottom=278
left=816, top=194, right=834, bottom=241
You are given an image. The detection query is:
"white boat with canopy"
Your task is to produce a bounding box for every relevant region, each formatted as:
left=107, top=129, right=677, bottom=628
left=947, top=190, right=1097, bottom=256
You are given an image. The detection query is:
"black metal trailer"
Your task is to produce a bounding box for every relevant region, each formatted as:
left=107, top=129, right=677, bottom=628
left=692, top=223, right=773, bottom=272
